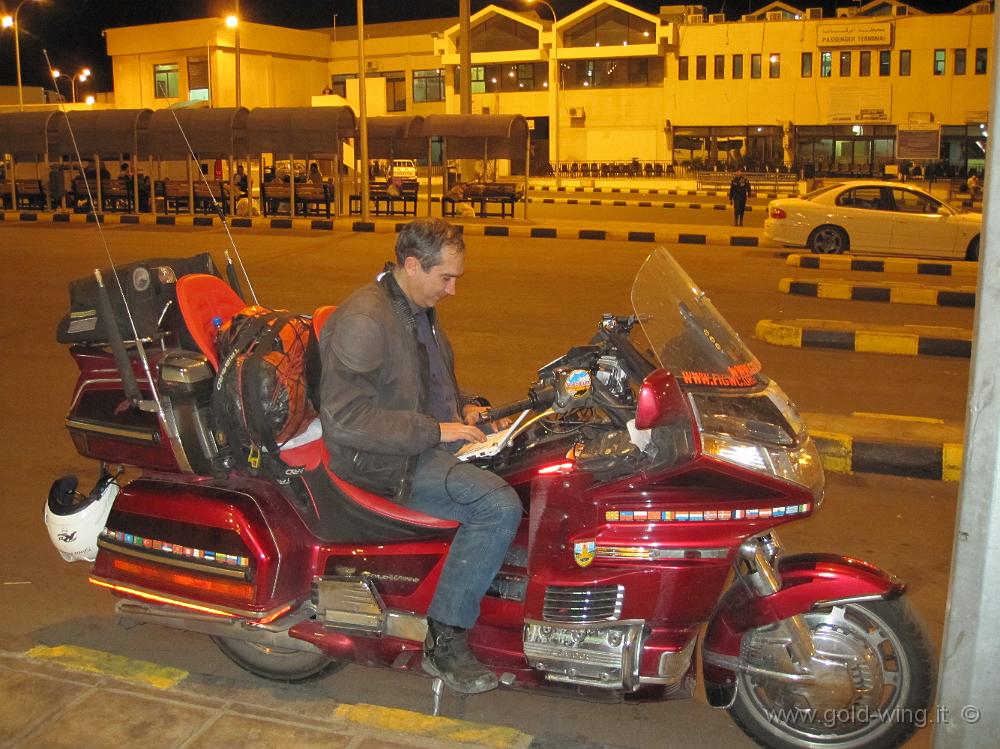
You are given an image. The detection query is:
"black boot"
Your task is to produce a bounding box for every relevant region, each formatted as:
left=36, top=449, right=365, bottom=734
left=422, top=619, right=499, bottom=694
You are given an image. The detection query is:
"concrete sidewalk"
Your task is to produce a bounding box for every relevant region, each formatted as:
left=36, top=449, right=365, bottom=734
left=0, top=646, right=537, bottom=749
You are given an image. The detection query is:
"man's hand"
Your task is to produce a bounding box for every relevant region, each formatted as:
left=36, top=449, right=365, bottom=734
left=462, top=404, right=512, bottom=430
left=440, top=422, right=486, bottom=444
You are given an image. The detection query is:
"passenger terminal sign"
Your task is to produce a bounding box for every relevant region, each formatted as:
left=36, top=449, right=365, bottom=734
left=817, top=22, right=892, bottom=47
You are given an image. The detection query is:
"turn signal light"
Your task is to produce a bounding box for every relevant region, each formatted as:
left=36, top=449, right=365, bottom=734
left=770, top=207, right=787, bottom=219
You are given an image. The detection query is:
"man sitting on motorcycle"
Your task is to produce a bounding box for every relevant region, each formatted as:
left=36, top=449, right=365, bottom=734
left=318, top=217, right=523, bottom=694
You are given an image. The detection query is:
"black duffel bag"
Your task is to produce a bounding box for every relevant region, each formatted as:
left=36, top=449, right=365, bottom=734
left=56, top=253, right=219, bottom=345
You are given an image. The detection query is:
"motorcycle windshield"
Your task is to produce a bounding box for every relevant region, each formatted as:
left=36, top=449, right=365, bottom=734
left=631, top=248, right=762, bottom=388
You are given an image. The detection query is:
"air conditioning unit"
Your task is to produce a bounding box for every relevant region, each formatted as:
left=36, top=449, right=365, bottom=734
left=686, top=14, right=705, bottom=24
left=806, top=7, right=823, bottom=19
left=365, top=60, right=380, bottom=72
left=709, top=13, right=725, bottom=23
left=766, top=11, right=784, bottom=21
left=893, top=5, right=908, bottom=15
left=481, top=106, right=491, bottom=114
left=568, top=107, right=585, bottom=119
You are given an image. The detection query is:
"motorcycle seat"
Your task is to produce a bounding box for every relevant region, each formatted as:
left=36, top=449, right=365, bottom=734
left=282, top=424, right=459, bottom=534
left=175, top=273, right=246, bottom=370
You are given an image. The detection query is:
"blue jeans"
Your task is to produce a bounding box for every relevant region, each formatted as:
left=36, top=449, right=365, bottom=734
left=406, top=447, right=523, bottom=629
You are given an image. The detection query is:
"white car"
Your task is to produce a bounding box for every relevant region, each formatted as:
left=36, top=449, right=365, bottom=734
left=391, top=159, right=417, bottom=179
left=764, top=181, right=981, bottom=260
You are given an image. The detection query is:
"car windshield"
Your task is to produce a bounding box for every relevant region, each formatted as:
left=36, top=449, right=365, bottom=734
left=631, top=248, right=763, bottom=388
left=802, top=184, right=842, bottom=200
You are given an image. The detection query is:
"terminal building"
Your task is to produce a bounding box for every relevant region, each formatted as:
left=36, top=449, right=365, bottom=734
left=103, top=0, right=994, bottom=178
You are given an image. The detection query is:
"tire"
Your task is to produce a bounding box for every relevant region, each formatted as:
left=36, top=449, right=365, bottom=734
left=212, top=635, right=340, bottom=683
left=728, top=598, right=934, bottom=749
left=808, top=226, right=849, bottom=254
left=966, top=236, right=980, bottom=262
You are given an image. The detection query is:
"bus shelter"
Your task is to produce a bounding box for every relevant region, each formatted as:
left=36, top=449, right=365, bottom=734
left=0, top=110, right=66, bottom=210
left=246, top=106, right=356, bottom=217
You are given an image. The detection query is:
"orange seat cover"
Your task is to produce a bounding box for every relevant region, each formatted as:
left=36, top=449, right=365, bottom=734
left=176, top=274, right=246, bottom=370
left=312, top=304, right=337, bottom=340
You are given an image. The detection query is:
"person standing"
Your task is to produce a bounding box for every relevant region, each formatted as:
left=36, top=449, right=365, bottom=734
left=318, top=218, right=522, bottom=695
left=729, top=169, right=752, bottom=227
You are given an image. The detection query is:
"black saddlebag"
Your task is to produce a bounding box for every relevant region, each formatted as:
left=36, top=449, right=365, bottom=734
left=56, top=253, right=219, bottom=345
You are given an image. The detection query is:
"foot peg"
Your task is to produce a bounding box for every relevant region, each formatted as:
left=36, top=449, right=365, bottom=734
left=429, top=672, right=516, bottom=716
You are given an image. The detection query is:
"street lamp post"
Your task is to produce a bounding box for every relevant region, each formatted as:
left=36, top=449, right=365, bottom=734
left=71, top=68, right=90, bottom=103
left=226, top=1, right=241, bottom=107
left=3, top=1, right=42, bottom=112
left=525, top=0, right=560, bottom=187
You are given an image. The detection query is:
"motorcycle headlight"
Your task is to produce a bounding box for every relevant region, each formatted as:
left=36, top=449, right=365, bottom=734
left=701, top=433, right=825, bottom=500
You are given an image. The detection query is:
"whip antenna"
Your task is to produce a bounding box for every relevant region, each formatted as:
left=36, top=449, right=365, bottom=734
left=166, top=104, right=259, bottom=305
left=43, top=49, right=164, bottom=416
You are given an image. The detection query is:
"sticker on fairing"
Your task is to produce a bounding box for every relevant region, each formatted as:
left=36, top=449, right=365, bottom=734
left=565, top=369, right=592, bottom=396
left=573, top=539, right=596, bottom=567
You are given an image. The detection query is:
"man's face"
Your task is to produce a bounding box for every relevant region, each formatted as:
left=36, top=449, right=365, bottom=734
left=403, top=244, right=465, bottom=308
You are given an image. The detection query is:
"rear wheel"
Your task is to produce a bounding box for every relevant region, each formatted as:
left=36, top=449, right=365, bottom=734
left=212, top=635, right=340, bottom=682
left=728, top=598, right=934, bottom=749
left=966, top=236, right=980, bottom=261
left=809, top=225, right=849, bottom=254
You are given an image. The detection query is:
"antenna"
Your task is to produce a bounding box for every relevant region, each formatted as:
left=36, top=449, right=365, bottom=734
left=166, top=104, right=259, bottom=305
left=43, top=49, right=164, bottom=416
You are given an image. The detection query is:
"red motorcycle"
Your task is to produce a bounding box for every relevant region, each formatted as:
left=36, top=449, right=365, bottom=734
left=48, top=247, right=933, bottom=749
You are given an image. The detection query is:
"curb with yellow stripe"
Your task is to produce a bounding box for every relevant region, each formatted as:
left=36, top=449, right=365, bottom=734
left=528, top=195, right=758, bottom=212
left=0, top=208, right=761, bottom=247
left=803, top=412, right=964, bottom=481
left=756, top=318, right=972, bottom=357
left=786, top=252, right=979, bottom=277
left=778, top=277, right=976, bottom=307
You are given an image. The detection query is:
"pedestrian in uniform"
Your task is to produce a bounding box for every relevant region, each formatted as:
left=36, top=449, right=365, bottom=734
left=729, top=169, right=752, bottom=227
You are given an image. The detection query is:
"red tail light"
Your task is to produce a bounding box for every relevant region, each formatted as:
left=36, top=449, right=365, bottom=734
left=770, top=206, right=787, bottom=219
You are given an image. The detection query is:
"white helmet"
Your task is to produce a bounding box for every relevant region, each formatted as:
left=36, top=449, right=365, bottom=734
left=45, top=473, right=120, bottom=562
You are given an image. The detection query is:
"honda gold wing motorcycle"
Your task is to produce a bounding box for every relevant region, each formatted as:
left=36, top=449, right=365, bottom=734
left=47, top=247, right=933, bottom=749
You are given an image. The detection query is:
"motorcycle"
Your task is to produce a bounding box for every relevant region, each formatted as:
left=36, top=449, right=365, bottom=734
left=47, top=246, right=933, bottom=749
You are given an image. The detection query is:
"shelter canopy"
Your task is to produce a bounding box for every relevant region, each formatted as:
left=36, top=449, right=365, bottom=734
left=146, top=107, right=249, bottom=160
left=53, top=109, right=152, bottom=159
left=421, top=114, right=529, bottom=159
left=0, top=111, right=65, bottom=160
left=247, top=107, right=356, bottom=157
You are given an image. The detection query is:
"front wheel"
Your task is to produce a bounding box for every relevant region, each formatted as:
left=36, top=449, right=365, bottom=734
left=728, top=598, right=934, bottom=749
left=809, top=225, right=849, bottom=254
left=212, top=635, right=341, bottom=682
left=966, top=236, right=980, bottom=262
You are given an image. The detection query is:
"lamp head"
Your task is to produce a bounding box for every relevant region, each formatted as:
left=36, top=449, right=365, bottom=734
left=225, top=15, right=238, bottom=28
left=2, top=15, right=13, bottom=28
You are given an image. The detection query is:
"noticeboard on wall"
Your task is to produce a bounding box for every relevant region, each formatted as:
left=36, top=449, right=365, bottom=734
left=896, top=127, right=941, bottom=160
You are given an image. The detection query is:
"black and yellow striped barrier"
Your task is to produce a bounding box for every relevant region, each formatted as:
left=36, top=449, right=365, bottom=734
left=778, top=277, right=976, bottom=307
left=803, top=412, right=963, bottom=481
left=755, top=318, right=972, bottom=357
left=786, top=252, right=979, bottom=277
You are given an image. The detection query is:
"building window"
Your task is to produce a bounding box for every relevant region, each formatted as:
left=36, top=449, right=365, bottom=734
left=332, top=73, right=355, bottom=97
left=899, top=50, right=911, bottom=76
left=769, top=53, right=780, bottom=78
left=955, top=49, right=967, bottom=75
left=153, top=63, right=179, bottom=99
left=413, top=68, right=445, bottom=102
left=879, top=50, right=891, bottom=76
left=820, top=51, right=832, bottom=78
left=696, top=56, right=707, bottom=80
left=976, top=48, right=988, bottom=74
left=934, top=49, right=946, bottom=75
left=751, top=54, right=761, bottom=79
left=801, top=52, right=812, bottom=77
left=840, top=51, right=851, bottom=76
left=187, top=57, right=208, bottom=101
left=714, top=55, right=725, bottom=79
left=385, top=72, right=406, bottom=112
left=564, top=57, right=663, bottom=88
left=859, top=51, right=871, bottom=77
left=470, top=15, right=538, bottom=52
left=678, top=56, right=689, bottom=80
left=471, top=66, right=486, bottom=93
left=732, top=54, right=743, bottom=79
left=564, top=6, right=656, bottom=47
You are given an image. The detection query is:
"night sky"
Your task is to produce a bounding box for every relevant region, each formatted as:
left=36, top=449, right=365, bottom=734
left=0, top=0, right=980, bottom=95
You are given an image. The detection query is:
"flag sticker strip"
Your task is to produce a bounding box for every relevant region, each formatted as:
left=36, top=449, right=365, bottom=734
left=605, top=503, right=811, bottom=523
left=100, top=528, right=250, bottom=568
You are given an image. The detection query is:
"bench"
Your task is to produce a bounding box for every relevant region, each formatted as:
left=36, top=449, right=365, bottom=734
left=72, top=177, right=133, bottom=213
left=350, top=180, right=419, bottom=216
left=155, top=180, right=230, bottom=214
left=442, top=182, right=521, bottom=219
left=7, top=179, right=46, bottom=210
left=261, top=181, right=334, bottom=218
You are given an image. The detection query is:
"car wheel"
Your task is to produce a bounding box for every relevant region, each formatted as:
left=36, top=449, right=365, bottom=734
left=966, top=236, right=980, bottom=262
left=808, top=225, right=849, bottom=254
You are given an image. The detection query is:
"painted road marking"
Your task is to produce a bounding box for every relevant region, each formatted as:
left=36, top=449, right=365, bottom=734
left=334, top=703, right=533, bottom=749
left=26, top=645, right=187, bottom=690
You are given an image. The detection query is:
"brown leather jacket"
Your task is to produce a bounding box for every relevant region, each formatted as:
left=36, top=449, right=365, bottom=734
left=318, top=273, right=460, bottom=499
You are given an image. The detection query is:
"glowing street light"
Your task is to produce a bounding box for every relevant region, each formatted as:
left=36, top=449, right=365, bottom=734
left=524, top=0, right=561, bottom=186
left=3, top=0, right=44, bottom=112
left=226, top=3, right=241, bottom=107
left=49, top=67, right=90, bottom=102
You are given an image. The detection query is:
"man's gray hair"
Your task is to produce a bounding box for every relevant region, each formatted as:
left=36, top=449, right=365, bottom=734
left=395, top=218, right=466, bottom=271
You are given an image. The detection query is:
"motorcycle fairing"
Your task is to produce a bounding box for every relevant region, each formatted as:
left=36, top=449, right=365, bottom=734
left=701, top=552, right=906, bottom=707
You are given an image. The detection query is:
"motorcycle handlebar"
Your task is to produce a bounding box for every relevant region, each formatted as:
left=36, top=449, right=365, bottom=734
left=476, top=386, right=556, bottom=425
